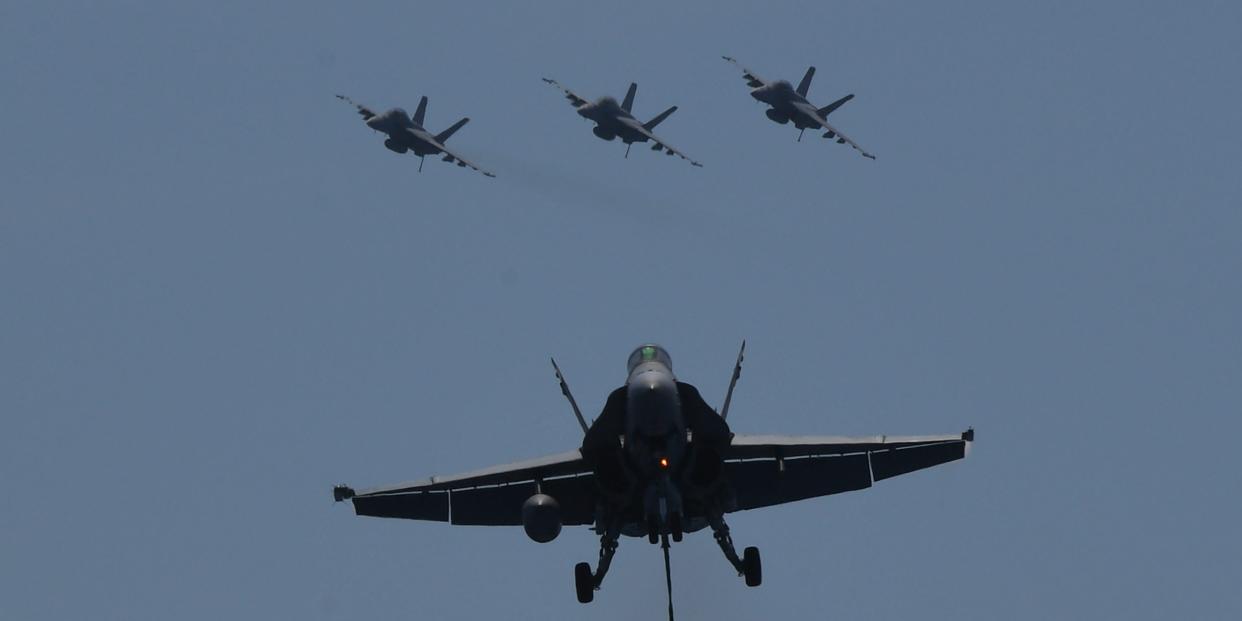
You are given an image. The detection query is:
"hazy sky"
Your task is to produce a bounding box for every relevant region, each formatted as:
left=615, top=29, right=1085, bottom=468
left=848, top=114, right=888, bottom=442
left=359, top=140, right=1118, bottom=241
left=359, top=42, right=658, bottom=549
left=3, top=1, right=1240, bottom=619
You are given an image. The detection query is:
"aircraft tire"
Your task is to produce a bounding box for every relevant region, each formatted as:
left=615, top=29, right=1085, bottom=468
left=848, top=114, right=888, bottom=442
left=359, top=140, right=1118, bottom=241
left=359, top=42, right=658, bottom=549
left=574, top=562, right=594, bottom=603
left=742, top=546, right=762, bottom=587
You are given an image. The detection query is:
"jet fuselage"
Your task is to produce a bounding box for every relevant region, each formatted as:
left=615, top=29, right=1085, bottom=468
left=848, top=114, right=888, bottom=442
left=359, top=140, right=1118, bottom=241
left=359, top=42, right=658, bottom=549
left=366, top=108, right=442, bottom=156
left=578, top=97, right=649, bottom=144
left=750, top=80, right=819, bottom=129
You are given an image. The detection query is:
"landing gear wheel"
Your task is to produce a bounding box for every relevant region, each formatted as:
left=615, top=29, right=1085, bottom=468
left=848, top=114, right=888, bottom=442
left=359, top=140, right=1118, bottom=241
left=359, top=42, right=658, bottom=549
left=742, top=546, right=762, bottom=587
left=647, top=515, right=660, bottom=544
left=669, top=512, right=683, bottom=543
left=574, top=562, right=595, bottom=603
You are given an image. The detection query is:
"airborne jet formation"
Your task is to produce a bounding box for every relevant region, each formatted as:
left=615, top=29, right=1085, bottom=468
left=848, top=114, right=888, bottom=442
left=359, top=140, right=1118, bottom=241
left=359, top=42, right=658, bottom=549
left=335, top=94, right=495, bottom=177
left=332, top=57, right=959, bottom=621
left=335, top=344, right=972, bottom=620
left=338, top=61, right=878, bottom=173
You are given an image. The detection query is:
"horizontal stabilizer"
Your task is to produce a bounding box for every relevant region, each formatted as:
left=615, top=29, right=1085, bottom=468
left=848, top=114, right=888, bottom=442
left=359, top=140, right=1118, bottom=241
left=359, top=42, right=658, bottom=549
left=435, top=117, right=469, bottom=143
left=818, top=93, right=853, bottom=117
left=644, top=105, right=677, bottom=131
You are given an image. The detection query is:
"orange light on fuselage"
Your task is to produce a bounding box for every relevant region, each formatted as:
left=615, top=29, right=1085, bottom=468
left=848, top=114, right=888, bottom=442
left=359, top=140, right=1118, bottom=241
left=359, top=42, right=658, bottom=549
left=658, top=457, right=670, bottom=469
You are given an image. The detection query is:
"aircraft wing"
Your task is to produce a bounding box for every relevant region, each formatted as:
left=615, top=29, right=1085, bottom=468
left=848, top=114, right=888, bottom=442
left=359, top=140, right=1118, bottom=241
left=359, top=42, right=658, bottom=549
left=421, top=135, right=497, bottom=177
left=541, top=77, right=591, bottom=109
left=722, top=430, right=972, bottom=511
left=621, top=118, right=704, bottom=167
left=794, top=101, right=876, bottom=160
left=722, top=56, right=768, bottom=88
left=335, top=449, right=597, bottom=525
left=336, top=94, right=377, bottom=121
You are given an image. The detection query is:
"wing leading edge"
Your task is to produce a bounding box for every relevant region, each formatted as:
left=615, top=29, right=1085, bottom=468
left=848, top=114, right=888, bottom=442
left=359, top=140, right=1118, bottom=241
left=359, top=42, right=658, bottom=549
left=337, top=449, right=596, bottom=526
left=724, top=430, right=972, bottom=511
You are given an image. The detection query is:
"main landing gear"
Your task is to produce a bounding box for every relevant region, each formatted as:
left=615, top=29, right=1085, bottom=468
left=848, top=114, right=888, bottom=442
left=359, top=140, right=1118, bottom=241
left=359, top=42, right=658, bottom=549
left=574, top=512, right=761, bottom=611
left=574, top=521, right=620, bottom=604
left=709, top=512, right=762, bottom=587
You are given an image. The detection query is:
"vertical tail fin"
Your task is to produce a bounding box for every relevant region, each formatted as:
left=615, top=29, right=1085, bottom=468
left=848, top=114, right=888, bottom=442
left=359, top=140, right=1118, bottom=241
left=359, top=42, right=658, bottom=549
left=551, top=358, right=589, bottom=435
left=413, top=96, right=428, bottom=127
left=796, top=66, right=815, bottom=97
left=817, top=93, right=853, bottom=117
left=719, top=340, right=746, bottom=420
left=622, top=82, right=637, bottom=113
left=644, top=105, right=677, bottom=131
left=435, top=117, right=469, bottom=143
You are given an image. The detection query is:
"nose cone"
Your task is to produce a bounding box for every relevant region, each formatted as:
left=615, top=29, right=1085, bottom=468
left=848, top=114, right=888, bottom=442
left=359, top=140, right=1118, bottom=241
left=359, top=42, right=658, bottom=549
left=627, top=369, right=678, bottom=437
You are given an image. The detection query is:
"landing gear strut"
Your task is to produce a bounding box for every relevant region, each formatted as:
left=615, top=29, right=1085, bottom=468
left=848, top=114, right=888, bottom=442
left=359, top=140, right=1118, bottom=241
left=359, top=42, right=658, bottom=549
left=708, top=512, right=762, bottom=587
left=575, top=521, right=621, bottom=604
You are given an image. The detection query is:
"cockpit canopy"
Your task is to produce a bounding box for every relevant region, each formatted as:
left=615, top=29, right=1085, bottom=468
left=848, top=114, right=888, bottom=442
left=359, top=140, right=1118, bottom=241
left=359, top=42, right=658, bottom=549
left=627, top=344, right=673, bottom=375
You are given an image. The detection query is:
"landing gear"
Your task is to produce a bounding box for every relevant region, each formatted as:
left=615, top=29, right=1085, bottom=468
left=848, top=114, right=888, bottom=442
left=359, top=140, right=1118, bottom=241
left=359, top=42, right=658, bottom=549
left=647, top=512, right=684, bottom=543
left=708, top=512, right=761, bottom=587
left=575, top=521, right=621, bottom=604
left=669, top=511, right=683, bottom=543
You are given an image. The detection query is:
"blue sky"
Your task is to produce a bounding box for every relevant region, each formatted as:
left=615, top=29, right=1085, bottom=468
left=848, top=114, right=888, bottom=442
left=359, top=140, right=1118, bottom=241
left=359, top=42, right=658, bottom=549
left=3, top=1, right=1240, bottom=618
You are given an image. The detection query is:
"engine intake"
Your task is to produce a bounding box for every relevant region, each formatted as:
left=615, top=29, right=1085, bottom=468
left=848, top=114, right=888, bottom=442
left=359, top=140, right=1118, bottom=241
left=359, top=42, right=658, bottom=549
left=765, top=109, right=789, bottom=125
left=522, top=493, right=562, bottom=543
left=384, top=139, right=408, bottom=154
left=592, top=126, right=616, bottom=141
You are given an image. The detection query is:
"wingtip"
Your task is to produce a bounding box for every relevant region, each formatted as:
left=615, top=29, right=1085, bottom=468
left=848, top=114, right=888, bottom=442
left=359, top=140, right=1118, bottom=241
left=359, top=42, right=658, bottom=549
left=333, top=484, right=356, bottom=502
left=962, top=428, right=974, bottom=442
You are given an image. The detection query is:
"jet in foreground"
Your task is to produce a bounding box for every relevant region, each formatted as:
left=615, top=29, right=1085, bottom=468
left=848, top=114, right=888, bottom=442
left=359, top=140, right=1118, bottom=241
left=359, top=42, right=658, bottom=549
left=336, top=94, right=495, bottom=177
left=334, top=343, right=971, bottom=620
left=722, top=56, right=876, bottom=159
left=542, top=78, right=702, bottom=166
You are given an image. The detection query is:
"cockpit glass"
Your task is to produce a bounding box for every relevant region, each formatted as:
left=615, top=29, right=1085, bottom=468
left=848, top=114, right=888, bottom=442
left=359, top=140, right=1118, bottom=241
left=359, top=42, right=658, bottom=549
left=627, top=344, right=673, bottom=374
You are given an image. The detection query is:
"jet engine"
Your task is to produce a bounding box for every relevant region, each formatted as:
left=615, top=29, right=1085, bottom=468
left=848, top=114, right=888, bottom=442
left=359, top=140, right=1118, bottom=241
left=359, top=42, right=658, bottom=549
left=522, top=493, right=562, bottom=543
left=764, top=109, right=789, bottom=125
left=592, top=126, right=616, bottom=141
left=384, top=139, right=408, bottom=154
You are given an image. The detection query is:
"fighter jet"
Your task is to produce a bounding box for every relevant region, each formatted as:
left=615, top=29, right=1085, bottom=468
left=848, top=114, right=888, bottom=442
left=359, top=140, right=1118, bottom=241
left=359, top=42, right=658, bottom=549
left=541, top=78, right=703, bottom=167
left=334, top=343, right=972, bottom=620
left=336, top=94, right=495, bottom=177
left=722, top=56, right=876, bottom=159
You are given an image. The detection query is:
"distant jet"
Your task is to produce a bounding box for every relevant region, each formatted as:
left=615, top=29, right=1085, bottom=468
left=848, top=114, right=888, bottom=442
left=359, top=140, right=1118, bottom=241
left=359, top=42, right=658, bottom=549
left=722, top=56, right=875, bottom=159
left=334, top=343, right=972, bottom=620
left=542, top=78, right=702, bottom=167
left=336, top=94, right=495, bottom=177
